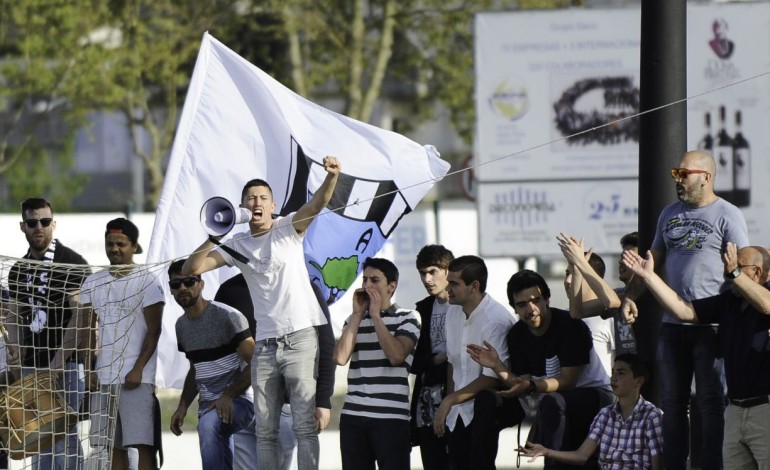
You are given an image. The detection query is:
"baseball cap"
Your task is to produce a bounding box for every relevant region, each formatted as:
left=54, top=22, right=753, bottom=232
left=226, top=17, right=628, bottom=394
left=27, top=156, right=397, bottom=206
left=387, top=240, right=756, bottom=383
left=105, top=218, right=143, bottom=254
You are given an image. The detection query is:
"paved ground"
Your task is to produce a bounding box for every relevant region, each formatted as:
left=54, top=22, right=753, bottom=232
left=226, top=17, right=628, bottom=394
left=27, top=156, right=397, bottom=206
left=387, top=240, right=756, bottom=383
left=158, top=427, right=544, bottom=470
left=6, top=426, right=543, bottom=470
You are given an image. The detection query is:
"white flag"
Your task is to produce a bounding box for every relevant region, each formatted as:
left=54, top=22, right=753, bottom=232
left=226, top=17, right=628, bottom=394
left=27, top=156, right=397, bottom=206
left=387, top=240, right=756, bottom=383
left=147, top=33, right=449, bottom=387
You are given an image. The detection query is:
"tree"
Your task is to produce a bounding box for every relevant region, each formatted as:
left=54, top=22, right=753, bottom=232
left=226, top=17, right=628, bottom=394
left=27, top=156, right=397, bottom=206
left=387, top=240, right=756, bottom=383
left=0, top=1, right=110, bottom=208
left=91, top=0, right=244, bottom=210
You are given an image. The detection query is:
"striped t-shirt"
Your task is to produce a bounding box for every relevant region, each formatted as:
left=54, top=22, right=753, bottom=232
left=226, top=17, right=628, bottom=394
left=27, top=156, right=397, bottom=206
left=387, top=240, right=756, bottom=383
left=175, top=300, right=252, bottom=407
left=342, top=304, right=420, bottom=420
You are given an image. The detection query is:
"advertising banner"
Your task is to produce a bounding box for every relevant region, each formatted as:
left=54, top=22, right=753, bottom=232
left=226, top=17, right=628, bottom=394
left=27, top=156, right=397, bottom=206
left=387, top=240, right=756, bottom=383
left=476, top=4, right=770, bottom=257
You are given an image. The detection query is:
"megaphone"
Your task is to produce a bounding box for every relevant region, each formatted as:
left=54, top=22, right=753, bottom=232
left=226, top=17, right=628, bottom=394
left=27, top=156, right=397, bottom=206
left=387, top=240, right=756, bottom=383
left=200, top=197, right=251, bottom=237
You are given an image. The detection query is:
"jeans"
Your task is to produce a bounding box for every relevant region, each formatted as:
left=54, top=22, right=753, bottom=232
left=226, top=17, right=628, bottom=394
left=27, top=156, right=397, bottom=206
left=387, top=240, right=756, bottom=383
left=658, top=323, right=726, bottom=470
left=233, top=404, right=298, bottom=470
left=28, top=362, right=85, bottom=470
left=198, top=396, right=256, bottom=470
left=253, top=327, right=319, bottom=470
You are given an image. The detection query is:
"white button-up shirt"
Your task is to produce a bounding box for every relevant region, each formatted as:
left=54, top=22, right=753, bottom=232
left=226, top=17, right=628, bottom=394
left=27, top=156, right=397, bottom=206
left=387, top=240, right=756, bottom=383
left=445, top=294, right=516, bottom=431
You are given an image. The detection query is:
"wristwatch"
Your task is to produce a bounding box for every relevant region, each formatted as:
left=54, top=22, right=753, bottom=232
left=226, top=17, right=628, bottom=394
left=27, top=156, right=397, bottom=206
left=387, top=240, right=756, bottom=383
left=726, top=266, right=741, bottom=279
left=527, top=379, right=538, bottom=395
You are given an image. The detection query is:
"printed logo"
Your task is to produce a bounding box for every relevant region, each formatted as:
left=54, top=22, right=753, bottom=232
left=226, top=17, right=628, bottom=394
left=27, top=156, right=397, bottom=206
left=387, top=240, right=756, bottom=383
left=488, top=188, right=556, bottom=228
left=663, top=216, right=714, bottom=251
left=708, top=18, right=735, bottom=60
left=489, top=79, right=529, bottom=121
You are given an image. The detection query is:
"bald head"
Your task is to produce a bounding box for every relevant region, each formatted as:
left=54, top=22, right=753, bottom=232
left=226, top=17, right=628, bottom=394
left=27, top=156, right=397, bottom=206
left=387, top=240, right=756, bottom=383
left=737, top=246, right=770, bottom=284
left=675, top=150, right=717, bottom=206
left=682, top=150, right=717, bottom=177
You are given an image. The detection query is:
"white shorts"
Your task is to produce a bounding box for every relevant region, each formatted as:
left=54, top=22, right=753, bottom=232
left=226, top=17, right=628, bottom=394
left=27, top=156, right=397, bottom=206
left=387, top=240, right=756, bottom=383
left=90, top=384, right=156, bottom=449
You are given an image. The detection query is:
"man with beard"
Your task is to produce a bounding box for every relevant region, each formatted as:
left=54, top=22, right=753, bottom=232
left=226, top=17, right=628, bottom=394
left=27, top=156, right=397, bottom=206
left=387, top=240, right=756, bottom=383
left=640, top=150, right=748, bottom=469
left=168, top=259, right=256, bottom=470
left=6, top=197, right=90, bottom=469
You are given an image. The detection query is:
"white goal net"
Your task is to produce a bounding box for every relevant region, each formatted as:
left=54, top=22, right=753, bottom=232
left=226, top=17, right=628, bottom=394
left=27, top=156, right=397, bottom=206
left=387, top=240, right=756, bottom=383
left=0, top=255, right=167, bottom=469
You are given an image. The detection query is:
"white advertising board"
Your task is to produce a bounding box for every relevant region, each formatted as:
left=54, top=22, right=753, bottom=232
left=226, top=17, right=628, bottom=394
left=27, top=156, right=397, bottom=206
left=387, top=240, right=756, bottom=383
left=476, top=4, right=770, bottom=256
left=475, top=9, right=641, bottom=183
left=478, top=180, right=638, bottom=257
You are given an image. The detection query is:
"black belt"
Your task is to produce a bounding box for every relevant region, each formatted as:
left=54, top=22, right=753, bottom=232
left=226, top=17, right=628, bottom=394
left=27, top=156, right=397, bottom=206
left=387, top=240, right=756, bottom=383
left=729, top=395, right=769, bottom=408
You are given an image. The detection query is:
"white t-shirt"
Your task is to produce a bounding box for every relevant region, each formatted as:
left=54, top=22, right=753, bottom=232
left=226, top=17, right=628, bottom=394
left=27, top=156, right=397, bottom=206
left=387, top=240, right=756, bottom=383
left=217, top=214, right=326, bottom=341
left=445, top=294, right=516, bottom=431
left=582, top=316, right=614, bottom=378
left=81, top=267, right=165, bottom=385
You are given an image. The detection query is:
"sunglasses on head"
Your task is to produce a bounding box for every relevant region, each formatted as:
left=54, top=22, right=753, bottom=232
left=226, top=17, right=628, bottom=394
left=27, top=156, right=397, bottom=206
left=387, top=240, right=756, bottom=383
left=670, top=168, right=710, bottom=180
left=24, top=218, right=53, bottom=228
left=168, top=277, right=200, bottom=289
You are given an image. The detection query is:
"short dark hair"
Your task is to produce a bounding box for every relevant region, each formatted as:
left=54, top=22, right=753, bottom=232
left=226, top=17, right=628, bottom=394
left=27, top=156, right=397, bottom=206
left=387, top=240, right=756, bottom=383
left=507, top=269, right=551, bottom=304
left=448, top=255, right=488, bottom=293
left=363, top=257, right=399, bottom=284
left=241, top=179, right=273, bottom=202
left=167, top=259, right=187, bottom=277
left=614, top=353, right=648, bottom=382
left=620, top=232, right=639, bottom=249
left=21, top=197, right=53, bottom=218
left=587, top=252, right=606, bottom=279
left=415, top=245, right=454, bottom=270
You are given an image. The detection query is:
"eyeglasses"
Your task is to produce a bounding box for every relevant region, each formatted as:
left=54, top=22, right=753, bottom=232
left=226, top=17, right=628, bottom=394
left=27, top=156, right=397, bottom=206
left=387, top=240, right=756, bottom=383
left=670, top=168, right=710, bottom=180
left=23, top=218, right=53, bottom=228
left=738, top=264, right=760, bottom=271
left=168, top=277, right=200, bottom=289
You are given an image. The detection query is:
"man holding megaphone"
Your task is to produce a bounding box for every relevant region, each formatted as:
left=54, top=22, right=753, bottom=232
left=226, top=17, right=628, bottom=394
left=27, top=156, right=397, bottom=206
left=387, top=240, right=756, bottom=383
left=182, top=156, right=341, bottom=470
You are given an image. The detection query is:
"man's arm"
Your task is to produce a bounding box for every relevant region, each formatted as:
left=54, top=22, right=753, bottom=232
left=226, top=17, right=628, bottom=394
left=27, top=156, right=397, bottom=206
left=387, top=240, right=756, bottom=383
left=181, top=240, right=227, bottom=276
left=124, top=301, right=164, bottom=389
left=368, top=290, right=418, bottom=366
left=206, top=336, right=256, bottom=424
left=293, top=156, right=340, bottom=235
left=433, top=374, right=499, bottom=438
left=557, top=234, right=621, bottom=318
left=333, top=288, right=368, bottom=365
left=220, top=336, right=256, bottom=399
left=535, top=365, right=585, bottom=393
left=4, top=301, right=23, bottom=371
left=170, top=361, right=199, bottom=436
left=312, top=283, right=335, bottom=431
left=50, top=302, right=92, bottom=370
left=723, top=242, right=770, bottom=314
left=621, top=250, right=698, bottom=322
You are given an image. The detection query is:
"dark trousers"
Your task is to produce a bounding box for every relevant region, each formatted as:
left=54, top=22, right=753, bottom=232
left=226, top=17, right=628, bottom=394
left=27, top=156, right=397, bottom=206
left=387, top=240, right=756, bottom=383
left=340, top=414, right=411, bottom=470
left=448, top=390, right=524, bottom=470
left=530, top=388, right=612, bottom=470
left=417, top=426, right=448, bottom=470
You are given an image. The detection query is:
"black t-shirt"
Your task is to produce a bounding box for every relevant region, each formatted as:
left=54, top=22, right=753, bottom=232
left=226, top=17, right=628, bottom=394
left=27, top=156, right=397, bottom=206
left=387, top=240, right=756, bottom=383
left=693, top=292, right=770, bottom=399
left=7, top=242, right=90, bottom=368
left=508, top=308, right=592, bottom=379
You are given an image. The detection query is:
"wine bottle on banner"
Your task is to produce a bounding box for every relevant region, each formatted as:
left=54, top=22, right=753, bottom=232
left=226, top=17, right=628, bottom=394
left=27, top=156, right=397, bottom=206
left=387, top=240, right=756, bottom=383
left=698, top=112, right=713, bottom=152
left=732, top=110, right=751, bottom=207
left=714, top=105, right=734, bottom=202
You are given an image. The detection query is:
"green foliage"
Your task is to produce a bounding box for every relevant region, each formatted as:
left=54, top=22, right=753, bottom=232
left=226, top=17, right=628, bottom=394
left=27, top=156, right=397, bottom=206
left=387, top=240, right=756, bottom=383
left=0, top=131, right=89, bottom=212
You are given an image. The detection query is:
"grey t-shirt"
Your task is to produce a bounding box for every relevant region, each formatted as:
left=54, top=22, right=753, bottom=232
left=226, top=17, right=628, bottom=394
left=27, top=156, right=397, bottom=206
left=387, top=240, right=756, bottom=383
left=175, top=300, right=252, bottom=407
left=652, top=198, right=749, bottom=324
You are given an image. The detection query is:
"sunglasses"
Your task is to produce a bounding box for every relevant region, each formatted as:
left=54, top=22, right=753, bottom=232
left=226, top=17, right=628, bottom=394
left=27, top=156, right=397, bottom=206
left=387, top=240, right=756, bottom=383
left=24, top=218, right=53, bottom=228
left=168, top=277, right=200, bottom=289
left=670, top=168, right=710, bottom=180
